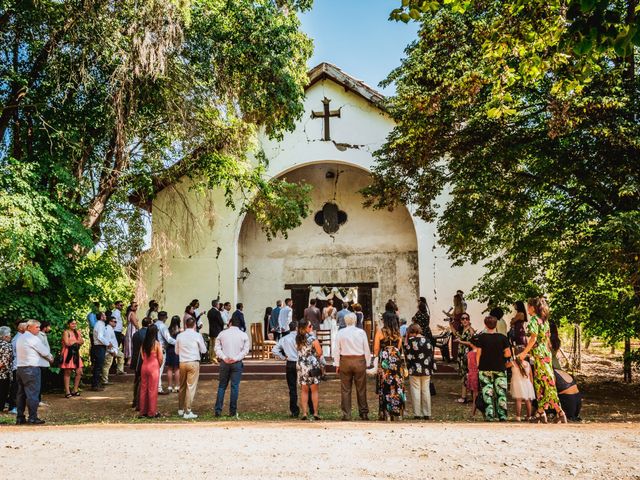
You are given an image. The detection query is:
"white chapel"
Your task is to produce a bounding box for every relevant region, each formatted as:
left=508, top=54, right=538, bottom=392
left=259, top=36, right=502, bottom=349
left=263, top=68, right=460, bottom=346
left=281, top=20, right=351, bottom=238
left=140, top=63, right=485, bottom=331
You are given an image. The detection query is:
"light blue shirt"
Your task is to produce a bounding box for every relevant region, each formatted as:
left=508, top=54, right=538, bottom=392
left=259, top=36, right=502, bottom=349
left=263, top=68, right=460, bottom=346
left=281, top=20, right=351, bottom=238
left=87, top=312, right=98, bottom=329
left=272, top=332, right=298, bottom=361
left=336, top=308, right=350, bottom=329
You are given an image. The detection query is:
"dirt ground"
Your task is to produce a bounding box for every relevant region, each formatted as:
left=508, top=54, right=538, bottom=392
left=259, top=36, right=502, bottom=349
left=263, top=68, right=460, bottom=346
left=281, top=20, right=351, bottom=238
left=1, top=422, right=639, bottom=479
left=1, top=370, right=638, bottom=424
left=2, top=351, right=640, bottom=479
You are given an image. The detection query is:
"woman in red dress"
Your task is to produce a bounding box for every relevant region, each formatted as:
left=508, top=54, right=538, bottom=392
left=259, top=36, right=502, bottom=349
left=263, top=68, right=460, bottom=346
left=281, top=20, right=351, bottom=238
left=138, top=324, right=163, bottom=418
left=60, top=319, right=84, bottom=398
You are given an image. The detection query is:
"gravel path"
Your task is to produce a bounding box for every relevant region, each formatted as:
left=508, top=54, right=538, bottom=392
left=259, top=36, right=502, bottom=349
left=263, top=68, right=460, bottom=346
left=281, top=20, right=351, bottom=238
left=1, top=422, right=639, bottom=479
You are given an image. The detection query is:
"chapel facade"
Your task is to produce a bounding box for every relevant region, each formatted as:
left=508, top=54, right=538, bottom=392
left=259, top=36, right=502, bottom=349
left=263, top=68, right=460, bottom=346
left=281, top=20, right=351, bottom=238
left=140, top=63, right=485, bottom=331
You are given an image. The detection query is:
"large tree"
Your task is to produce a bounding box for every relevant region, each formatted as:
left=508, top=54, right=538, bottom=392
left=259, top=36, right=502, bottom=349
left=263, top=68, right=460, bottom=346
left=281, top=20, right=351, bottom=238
left=0, top=0, right=313, bottom=331
left=365, top=1, right=640, bottom=379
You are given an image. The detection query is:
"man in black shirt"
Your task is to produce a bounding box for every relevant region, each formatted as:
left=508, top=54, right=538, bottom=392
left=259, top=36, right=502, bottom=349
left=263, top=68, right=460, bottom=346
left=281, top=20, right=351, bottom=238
left=207, top=300, right=225, bottom=363
left=473, top=316, right=511, bottom=422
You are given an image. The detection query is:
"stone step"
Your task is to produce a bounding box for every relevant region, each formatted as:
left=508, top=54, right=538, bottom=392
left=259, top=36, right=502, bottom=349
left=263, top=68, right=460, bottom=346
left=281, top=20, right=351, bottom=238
left=106, top=359, right=457, bottom=382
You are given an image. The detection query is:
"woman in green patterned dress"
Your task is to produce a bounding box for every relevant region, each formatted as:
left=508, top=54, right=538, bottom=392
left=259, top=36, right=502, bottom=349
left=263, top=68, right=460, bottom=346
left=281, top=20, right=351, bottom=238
left=518, top=297, right=567, bottom=424
left=454, top=314, right=475, bottom=403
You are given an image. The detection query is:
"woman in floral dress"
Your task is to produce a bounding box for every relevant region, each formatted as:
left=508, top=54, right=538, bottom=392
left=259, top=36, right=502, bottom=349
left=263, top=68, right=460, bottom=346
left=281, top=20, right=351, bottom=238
left=373, top=301, right=406, bottom=421
left=454, top=314, right=475, bottom=403
left=518, top=297, right=567, bottom=423
left=296, top=320, right=323, bottom=420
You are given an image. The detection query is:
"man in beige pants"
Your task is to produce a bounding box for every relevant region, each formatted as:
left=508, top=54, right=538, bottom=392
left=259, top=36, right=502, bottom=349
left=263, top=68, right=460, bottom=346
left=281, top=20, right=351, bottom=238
left=334, top=312, right=371, bottom=421
left=175, top=317, right=207, bottom=419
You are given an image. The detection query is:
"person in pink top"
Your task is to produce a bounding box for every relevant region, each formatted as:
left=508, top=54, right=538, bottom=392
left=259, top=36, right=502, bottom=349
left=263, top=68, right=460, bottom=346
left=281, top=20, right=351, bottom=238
left=60, top=319, right=84, bottom=398
left=138, top=324, right=163, bottom=418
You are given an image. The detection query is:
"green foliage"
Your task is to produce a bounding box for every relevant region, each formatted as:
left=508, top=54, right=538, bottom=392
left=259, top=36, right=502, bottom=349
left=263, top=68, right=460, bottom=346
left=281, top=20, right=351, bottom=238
left=390, top=1, right=640, bottom=110
left=0, top=1, right=314, bottom=334
left=365, top=3, right=640, bottom=352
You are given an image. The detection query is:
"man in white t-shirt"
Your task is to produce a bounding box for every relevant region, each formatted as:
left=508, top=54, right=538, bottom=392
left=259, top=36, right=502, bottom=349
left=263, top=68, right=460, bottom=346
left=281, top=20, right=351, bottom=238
left=102, top=316, right=124, bottom=384
left=278, top=298, right=293, bottom=335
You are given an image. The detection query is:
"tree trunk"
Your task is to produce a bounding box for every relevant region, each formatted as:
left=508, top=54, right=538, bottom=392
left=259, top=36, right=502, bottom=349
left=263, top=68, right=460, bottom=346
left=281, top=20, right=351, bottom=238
left=623, top=337, right=632, bottom=383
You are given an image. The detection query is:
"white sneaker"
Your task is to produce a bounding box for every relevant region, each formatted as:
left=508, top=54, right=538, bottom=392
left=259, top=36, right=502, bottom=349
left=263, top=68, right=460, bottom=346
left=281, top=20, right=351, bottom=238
left=183, top=411, right=198, bottom=420
left=8, top=407, right=17, bottom=415
left=177, top=409, right=184, bottom=416
left=39, top=402, right=49, bottom=407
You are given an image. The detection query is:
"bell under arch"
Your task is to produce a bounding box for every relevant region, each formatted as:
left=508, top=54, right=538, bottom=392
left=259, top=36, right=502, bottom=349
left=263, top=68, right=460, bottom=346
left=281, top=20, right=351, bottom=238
left=237, top=161, right=419, bottom=325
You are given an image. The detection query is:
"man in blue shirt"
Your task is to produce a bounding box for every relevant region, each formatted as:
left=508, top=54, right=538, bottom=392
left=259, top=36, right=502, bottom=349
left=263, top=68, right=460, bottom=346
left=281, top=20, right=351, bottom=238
left=87, top=302, right=99, bottom=330
left=270, top=300, right=282, bottom=341
left=336, top=304, right=351, bottom=330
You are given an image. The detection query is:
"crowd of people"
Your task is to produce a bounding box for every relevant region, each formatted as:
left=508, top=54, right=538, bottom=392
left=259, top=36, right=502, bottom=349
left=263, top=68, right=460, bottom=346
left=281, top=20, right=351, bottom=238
left=0, top=292, right=582, bottom=424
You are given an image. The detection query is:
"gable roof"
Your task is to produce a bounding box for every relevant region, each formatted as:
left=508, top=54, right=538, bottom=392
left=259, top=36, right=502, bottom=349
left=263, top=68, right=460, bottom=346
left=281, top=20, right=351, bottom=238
left=306, top=62, right=386, bottom=110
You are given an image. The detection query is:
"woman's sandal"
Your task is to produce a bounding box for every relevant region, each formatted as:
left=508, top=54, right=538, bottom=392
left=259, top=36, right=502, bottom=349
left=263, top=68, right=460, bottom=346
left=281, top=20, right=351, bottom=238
left=455, top=397, right=468, bottom=404
left=530, top=412, right=548, bottom=424
left=72, top=391, right=81, bottom=397
left=64, top=393, right=73, bottom=399
left=555, top=411, right=568, bottom=424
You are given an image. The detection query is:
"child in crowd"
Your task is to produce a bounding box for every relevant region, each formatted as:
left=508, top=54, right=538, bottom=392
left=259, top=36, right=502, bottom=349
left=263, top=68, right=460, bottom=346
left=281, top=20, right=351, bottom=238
left=510, top=346, right=535, bottom=421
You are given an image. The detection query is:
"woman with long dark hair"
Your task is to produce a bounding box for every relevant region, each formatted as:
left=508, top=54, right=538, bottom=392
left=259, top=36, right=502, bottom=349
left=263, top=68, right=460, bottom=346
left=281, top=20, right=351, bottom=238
left=509, top=301, right=528, bottom=347
left=296, top=320, right=323, bottom=420
left=412, top=300, right=432, bottom=340
left=518, top=297, right=566, bottom=423
left=165, top=316, right=182, bottom=392
left=373, top=301, right=406, bottom=420
left=60, top=319, right=84, bottom=398
left=138, top=324, right=163, bottom=418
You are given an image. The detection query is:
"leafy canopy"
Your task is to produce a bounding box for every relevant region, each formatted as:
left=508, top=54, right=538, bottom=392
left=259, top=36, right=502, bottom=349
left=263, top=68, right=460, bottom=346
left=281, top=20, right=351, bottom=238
left=0, top=0, right=314, bottom=334
left=364, top=2, right=640, bottom=352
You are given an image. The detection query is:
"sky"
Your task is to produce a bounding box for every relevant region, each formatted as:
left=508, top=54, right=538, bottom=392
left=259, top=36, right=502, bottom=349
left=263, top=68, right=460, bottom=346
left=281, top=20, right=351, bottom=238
left=299, top=0, right=419, bottom=95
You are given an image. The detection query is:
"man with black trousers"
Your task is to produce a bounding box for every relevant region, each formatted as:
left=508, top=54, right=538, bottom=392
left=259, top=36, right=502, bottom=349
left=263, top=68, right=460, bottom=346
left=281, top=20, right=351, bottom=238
left=91, top=312, right=111, bottom=391
left=130, top=317, right=150, bottom=409
left=231, top=303, right=246, bottom=332
left=207, top=300, right=225, bottom=363
left=271, top=321, right=314, bottom=418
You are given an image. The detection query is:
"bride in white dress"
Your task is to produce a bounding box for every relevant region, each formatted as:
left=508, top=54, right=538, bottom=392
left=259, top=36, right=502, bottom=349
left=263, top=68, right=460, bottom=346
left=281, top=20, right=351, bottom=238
left=321, top=299, right=337, bottom=356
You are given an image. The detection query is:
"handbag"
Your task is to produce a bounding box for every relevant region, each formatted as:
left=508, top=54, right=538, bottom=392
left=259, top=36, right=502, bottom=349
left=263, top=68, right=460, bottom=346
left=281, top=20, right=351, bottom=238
left=308, top=366, right=322, bottom=378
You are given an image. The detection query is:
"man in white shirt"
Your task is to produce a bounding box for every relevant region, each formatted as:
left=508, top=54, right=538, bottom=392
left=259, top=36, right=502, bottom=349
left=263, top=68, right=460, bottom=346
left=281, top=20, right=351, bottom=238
left=214, top=316, right=250, bottom=417
left=112, top=300, right=124, bottom=347
left=102, top=316, right=125, bottom=384
left=155, top=311, right=176, bottom=394
left=15, top=320, right=53, bottom=425
left=277, top=298, right=293, bottom=335
left=334, top=312, right=371, bottom=421
left=175, top=317, right=207, bottom=419
left=92, top=312, right=112, bottom=391
left=220, top=302, right=232, bottom=326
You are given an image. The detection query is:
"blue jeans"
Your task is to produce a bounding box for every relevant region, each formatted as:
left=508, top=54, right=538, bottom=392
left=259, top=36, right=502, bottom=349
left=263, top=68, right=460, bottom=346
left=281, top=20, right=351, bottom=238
left=215, top=361, right=243, bottom=415
left=92, top=345, right=106, bottom=388
left=16, top=366, right=41, bottom=422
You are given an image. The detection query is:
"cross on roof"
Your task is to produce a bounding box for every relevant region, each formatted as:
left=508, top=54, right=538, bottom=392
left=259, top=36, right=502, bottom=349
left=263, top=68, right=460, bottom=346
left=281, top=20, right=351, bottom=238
left=311, top=97, right=341, bottom=141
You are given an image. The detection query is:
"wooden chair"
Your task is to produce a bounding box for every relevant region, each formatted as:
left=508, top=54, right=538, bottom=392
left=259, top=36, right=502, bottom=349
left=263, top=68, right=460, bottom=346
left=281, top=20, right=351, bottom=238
left=315, top=329, right=332, bottom=360
left=250, top=323, right=276, bottom=360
